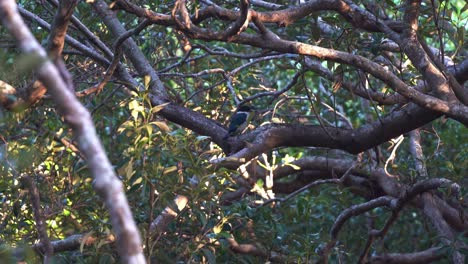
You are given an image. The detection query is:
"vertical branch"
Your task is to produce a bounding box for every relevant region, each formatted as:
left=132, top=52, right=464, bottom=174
left=47, top=0, right=79, bottom=90
left=408, top=129, right=428, bottom=179
left=47, top=0, right=79, bottom=60
left=409, top=130, right=464, bottom=263
left=20, top=175, right=53, bottom=263
left=223, top=0, right=250, bottom=40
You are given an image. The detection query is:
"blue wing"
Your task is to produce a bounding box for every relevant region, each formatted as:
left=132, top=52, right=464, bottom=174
left=228, top=112, right=248, bottom=135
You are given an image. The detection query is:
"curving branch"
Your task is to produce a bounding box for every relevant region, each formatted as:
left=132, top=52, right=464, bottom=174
left=319, top=178, right=458, bottom=262
left=319, top=196, right=394, bottom=261
left=221, top=0, right=250, bottom=40
left=214, top=103, right=440, bottom=168
left=421, top=193, right=465, bottom=263
left=115, top=0, right=404, bottom=32
left=371, top=178, right=453, bottom=240
left=369, top=246, right=445, bottom=264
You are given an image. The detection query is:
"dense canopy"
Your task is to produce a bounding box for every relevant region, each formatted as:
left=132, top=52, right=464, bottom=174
left=0, top=0, right=466, bottom=263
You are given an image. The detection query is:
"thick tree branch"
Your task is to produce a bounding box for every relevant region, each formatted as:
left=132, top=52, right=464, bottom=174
left=115, top=0, right=404, bottom=32
left=32, top=234, right=101, bottom=253
left=408, top=127, right=466, bottom=261
left=369, top=246, right=444, bottom=264
left=214, top=103, right=440, bottom=168
left=421, top=193, right=465, bottom=263
left=105, top=0, right=468, bottom=150
left=433, top=196, right=468, bottom=233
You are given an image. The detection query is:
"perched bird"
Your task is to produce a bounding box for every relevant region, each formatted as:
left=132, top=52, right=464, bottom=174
left=224, top=105, right=253, bottom=139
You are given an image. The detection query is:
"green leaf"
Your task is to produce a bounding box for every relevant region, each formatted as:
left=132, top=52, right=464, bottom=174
left=285, top=162, right=301, bottom=170
left=256, top=179, right=264, bottom=188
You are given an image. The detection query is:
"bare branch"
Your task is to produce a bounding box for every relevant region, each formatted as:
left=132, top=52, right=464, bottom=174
left=262, top=178, right=340, bottom=207
left=19, top=175, right=53, bottom=262
left=222, top=0, right=250, bottom=40
left=319, top=196, right=394, bottom=261
left=409, top=129, right=428, bottom=179
left=150, top=195, right=189, bottom=235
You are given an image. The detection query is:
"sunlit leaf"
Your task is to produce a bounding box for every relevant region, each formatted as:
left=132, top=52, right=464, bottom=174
left=150, top=102, right=170, bottom=114
left=151, top=121, right=171, bottom=132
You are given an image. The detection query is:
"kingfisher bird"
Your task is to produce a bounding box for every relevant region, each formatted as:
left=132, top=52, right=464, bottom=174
left=224, top=105, right=253, bottom=139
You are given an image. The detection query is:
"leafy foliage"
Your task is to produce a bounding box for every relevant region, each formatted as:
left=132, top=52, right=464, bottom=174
left=0, top=0, right=466, bottom=263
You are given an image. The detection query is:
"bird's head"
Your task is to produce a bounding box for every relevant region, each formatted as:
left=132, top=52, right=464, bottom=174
left=237, top=105, right=252, bottom=112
